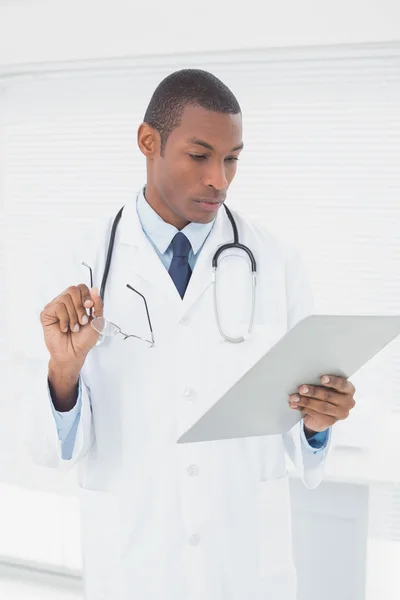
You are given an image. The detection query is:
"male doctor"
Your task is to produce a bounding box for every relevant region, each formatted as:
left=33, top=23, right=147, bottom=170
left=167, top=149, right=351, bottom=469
left=35, top=69, right=355, bottom=599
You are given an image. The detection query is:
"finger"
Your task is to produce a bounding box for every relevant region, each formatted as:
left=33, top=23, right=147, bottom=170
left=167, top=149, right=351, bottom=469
left=66, top=286, right=90, bottom=326
left=77, top=284, right=94, bottom=309
left=59, top=293, right=81, bottom=333
left=41, top=295, right=80, bottom=333
left=320, top=375, right=355, bottom=396
left=291, top=395, right=349, bottom=419
left=53, top=302, right=70, bottom=333
left=90, top=287, right=104, bottom=318
left=296, top=384, right=343, bottom=406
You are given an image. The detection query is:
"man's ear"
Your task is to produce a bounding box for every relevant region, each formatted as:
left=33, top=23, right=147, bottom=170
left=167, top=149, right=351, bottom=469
left=137, top=122, right=160, bottom=157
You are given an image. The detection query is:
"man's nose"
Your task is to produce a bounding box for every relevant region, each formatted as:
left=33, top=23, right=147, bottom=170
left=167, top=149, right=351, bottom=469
left=204, top=162, right=229, bottom=191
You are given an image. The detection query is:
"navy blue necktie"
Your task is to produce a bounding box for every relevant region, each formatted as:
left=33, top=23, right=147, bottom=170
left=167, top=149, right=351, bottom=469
left=168, top=232, right=192, bottom=298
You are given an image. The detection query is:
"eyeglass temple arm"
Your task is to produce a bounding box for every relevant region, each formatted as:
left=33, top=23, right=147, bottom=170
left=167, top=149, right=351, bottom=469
left=126, top=284, right=155, bottom=343
left=82, top=262, right=93, bottom=288
left=82, top=262, right=95, bottom=318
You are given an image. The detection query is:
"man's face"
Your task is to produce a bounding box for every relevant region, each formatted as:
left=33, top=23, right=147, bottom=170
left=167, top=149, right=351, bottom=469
left=139, top=104, right=243, bottom=228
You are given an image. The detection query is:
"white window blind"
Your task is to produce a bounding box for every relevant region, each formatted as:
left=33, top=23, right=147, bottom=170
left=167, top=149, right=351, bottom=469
left=1, top=45, right=400, bottom=571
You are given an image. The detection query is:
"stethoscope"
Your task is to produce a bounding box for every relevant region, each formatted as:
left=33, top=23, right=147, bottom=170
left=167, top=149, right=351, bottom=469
left=99, top=202, right=257, bottom=343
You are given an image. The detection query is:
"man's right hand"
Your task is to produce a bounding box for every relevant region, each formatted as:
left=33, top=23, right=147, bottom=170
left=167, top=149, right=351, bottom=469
left=40, top=284, right=103, bottom=371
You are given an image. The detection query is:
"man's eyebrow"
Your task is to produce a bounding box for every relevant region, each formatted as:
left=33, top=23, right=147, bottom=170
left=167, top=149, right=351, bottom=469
left=231, top=142, right=244, bottom=152
left=187, top=138, right=244, bottom=152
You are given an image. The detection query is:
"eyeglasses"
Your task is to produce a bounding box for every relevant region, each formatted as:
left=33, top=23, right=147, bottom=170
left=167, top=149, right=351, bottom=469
left=82, top=262, right=155, bottom=347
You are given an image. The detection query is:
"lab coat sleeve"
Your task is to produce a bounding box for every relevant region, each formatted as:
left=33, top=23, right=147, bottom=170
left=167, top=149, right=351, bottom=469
left=282, top=243, right=333, bottom=488
left=284, top=421, right=333, bottom=488
left=15, top=225, right=98, bottom=472
left=48, top=375, right=83, bottom=460
left=21, top=351, right=94, bottom=472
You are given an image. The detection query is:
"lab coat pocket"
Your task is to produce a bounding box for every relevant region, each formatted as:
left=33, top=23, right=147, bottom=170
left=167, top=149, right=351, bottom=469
left=258, top=472, right=294, bottom=580
left=78, top=486, right=125, bottom=600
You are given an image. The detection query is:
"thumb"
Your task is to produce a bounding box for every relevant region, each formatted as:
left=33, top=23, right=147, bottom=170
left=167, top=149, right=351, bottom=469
left=90, top=287, right=104, bottom=318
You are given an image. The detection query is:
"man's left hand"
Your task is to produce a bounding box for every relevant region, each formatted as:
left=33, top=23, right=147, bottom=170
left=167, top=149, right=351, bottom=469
left=289, top=375, right=356, bottom=434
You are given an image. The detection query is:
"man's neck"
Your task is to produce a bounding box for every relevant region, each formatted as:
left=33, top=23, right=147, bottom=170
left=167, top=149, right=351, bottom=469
left=143, top=183, right=189, bottom=230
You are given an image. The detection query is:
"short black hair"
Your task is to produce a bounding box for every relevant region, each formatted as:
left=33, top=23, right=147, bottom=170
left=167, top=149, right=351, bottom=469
left=143, top=69, right=241, bottom=153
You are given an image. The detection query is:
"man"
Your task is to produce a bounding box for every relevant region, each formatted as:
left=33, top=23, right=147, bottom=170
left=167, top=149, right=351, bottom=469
left=34, top=69, right=355, bottom=599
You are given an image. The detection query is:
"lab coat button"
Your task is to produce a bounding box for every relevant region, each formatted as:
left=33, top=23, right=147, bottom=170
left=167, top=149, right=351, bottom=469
left=183, top=387, right=196, bottom=400
left=187, top=464, right=200, bottom=476
left=180, top=315, right=190, bottom=325
left=189, top=534, right=200, bottom=546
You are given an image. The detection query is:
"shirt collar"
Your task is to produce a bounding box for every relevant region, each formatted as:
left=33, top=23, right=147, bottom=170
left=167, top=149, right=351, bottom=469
left=136, top=187, right=215, bottom=255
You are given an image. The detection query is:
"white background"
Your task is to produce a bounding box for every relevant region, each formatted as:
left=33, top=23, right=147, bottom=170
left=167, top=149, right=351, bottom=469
left=0, top=1, right=400, bottom=599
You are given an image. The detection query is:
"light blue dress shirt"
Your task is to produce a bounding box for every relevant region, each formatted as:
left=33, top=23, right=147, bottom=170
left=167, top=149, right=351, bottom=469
left=49, top=190, right=328, bottom=459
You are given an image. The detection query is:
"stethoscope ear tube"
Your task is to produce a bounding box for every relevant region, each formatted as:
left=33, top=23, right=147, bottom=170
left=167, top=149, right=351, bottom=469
left=212, top=206, right=257, bottom=343
left=212, top=242, right=256, bottom=271
left=100, top=206, right=124, bottom=301
left=215, top=205, right=257, bottom=272
left=212, top=265, right=257, bottom=344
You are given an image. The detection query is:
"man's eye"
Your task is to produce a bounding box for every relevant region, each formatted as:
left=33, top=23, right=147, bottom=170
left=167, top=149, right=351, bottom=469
left=190, top=154, right=207, bottom=161
left=189, top=154, right=239, bottom=162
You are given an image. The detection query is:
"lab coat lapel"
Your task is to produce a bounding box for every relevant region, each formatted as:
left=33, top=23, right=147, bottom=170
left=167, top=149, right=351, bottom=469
left=181, top=206, right=233, bottom=314
left=118, top=197, right=180, bottom=304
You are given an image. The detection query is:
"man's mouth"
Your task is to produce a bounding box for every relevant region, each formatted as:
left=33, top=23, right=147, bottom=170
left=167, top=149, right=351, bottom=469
left=194, top=199, right=222, bottom=210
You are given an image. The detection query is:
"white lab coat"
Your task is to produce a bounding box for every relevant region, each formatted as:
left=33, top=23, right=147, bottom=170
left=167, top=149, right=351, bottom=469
left=26, top=195, right=332, bottom=600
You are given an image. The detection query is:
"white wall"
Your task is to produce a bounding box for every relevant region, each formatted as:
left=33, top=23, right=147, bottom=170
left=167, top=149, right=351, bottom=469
left=0, top=0, right=400, bottom=69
